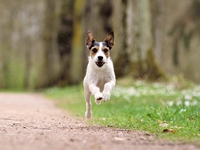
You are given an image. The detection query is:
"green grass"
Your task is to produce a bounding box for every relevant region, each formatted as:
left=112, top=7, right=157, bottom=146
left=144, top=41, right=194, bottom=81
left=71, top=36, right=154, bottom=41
left=44, top=78, right=200, bottom=144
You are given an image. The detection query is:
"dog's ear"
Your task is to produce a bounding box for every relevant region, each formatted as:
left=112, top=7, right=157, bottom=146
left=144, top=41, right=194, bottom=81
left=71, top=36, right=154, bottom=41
left=105, top=31, right=114, bottom=49
left=85, top=30, right=95, bottom=49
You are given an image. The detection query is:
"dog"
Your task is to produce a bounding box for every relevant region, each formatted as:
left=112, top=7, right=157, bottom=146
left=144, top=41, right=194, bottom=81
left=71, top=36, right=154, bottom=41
left=83, top=30, right=116, bottom=118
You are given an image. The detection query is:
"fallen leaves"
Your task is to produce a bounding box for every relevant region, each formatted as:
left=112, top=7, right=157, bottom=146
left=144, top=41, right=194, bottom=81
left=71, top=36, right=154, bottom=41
left=157, top=120, right=182, bottom=134
left=163, top=129, right=177, bottom=133
left=158, top=120, right=169, bottom=127
left=160, top=123, right=169, bottom=128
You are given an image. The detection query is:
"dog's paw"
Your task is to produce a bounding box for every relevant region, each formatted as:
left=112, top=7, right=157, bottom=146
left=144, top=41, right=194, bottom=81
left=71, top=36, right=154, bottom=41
left=85, top=111, right=92, bottom=119
left=95, top=93, right=103, bottom=105
left=102, top=91, right=110, bottom=102
left=95, top=99, right=102, bottom=105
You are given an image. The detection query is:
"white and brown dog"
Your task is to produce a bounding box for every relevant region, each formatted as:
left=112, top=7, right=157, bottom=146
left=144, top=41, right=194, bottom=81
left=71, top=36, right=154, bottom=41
left=83, top=30, right=116, bottom=118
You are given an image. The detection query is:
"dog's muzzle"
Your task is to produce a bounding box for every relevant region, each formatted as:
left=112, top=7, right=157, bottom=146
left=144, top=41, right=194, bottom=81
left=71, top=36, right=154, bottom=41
left=96, top=61, right=105, bottom=67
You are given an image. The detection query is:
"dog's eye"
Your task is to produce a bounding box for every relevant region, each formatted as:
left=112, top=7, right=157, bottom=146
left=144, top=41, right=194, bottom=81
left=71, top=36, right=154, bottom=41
left=103, top=49, right=108, bottom=53
left=92, top=48, right=97, bottom=53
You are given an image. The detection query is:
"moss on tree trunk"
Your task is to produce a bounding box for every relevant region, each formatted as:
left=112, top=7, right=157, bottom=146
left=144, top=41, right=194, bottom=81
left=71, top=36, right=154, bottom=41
left=131, top=48, right=166, bottom=80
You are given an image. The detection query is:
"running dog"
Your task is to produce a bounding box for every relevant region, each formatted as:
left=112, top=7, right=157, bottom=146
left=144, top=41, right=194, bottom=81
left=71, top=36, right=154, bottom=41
left=83, top=30, right=116, bottom=118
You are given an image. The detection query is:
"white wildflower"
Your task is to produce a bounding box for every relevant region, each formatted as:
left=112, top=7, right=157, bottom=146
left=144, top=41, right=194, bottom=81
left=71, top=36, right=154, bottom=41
left=184, top=101, right=190, bottom=107
left=167, top=101, right=174, bottom=106
left=191, top=100, right=198, bottom=106
left=184, top=95, right=192, bottom=101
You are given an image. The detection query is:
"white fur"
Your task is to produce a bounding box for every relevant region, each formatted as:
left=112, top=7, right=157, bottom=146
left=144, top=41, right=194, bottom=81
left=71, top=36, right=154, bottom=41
left=83, top=42, right=116, bottom=118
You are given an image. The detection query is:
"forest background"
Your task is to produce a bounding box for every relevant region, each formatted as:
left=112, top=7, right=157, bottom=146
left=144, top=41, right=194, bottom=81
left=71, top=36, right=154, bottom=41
left=0, top=0, right=200, bottom=89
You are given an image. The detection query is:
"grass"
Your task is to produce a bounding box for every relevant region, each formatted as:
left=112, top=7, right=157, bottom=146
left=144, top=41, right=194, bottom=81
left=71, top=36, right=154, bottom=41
left=44, top=77, right=200, bottom=144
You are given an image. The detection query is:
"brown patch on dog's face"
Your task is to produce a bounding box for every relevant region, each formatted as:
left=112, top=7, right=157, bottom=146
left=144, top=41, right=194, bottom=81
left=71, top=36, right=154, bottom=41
left=90, top=46, right=99, bottom=58
left=102, top=46, right=110, bottom=58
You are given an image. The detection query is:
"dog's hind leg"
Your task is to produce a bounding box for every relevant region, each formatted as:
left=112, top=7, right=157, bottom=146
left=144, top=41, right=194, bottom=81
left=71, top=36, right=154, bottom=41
left=84, top=88, right=92, bottom=118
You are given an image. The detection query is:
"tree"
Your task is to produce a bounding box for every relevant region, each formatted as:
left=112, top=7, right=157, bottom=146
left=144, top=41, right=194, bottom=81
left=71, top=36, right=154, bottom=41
left=57, top=0, right=74, bottom=85
left=114, top=0, right=165, bottom=80
left=69, top=0, right=85, bottom=84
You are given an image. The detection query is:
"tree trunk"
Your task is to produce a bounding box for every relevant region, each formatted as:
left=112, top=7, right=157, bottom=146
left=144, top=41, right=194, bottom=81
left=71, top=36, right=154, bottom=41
left=131, top=0, right=165, bottom=80
left=69, top=0, right=86, bottom=84
left=42, top=0, right=62, bottom=88
left=151, top=0, right=165, bottom=63
left=114, top=0, right=165, bottom=80
left=57, top=0, right=74, bottom=86
left=113, top=0, right=130, bottom=77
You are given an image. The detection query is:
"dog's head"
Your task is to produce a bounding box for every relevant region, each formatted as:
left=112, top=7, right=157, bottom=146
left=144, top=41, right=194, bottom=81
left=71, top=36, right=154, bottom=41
left=85, top=30, right=114, bottom=68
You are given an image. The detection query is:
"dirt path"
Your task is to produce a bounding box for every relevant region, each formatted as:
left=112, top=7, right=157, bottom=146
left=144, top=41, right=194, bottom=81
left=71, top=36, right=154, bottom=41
left=0, top=93, right=199, bottom=150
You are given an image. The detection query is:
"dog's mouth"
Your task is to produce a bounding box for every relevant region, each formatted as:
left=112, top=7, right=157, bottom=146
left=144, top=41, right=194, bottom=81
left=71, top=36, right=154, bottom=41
left=96, top=62, right=105, bottom=67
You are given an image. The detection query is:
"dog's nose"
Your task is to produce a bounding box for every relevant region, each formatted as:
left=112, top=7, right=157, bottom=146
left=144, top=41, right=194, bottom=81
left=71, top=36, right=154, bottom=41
left=98, top=56, right=103, bottom=61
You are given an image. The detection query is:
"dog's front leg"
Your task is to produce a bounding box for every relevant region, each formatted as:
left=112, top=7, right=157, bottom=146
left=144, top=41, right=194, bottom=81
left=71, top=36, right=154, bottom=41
left=102, top=80, right=115, bottom=102
left=89, top=84, right=103, bottom=105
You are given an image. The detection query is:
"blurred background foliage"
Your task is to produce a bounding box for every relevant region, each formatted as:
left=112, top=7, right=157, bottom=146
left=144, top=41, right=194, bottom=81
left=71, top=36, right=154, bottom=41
left=0, top=0, right=200, bottom=89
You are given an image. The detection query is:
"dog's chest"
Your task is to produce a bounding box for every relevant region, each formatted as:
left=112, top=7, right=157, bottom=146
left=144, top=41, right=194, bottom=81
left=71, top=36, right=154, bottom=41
left=96, top=77, right=108, bottom=91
